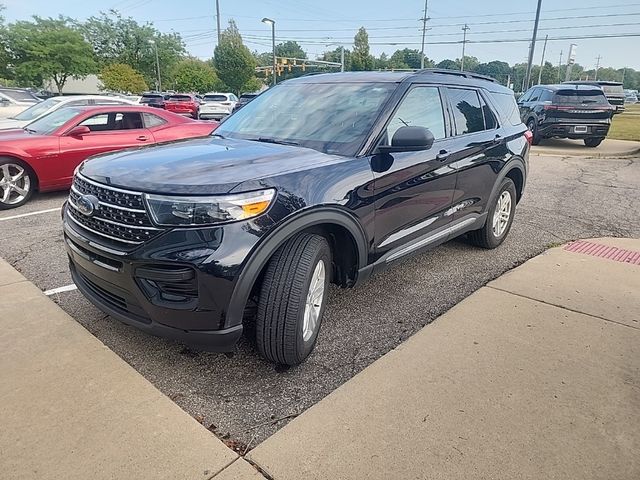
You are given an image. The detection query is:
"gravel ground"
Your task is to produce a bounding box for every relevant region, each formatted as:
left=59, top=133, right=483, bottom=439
left=1, top=152, right=638, bottom=449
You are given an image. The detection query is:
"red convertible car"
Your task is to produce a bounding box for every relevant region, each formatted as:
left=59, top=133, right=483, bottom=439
left=0, top=105, right=217, bottom=209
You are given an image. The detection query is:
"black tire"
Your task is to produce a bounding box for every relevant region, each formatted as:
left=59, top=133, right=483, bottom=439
left=527, top=118, right=541, bottom=145
left=256, top=233, right=331, bottom=366
left=0, top=158, right=36, bottom=210
left=468, top=177, right=517, bottom=249
left=584, top=137, right=604, bottom=147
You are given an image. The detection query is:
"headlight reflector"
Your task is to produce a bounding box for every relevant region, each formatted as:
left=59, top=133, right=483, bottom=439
left=144, top=189, right=275, bottom=226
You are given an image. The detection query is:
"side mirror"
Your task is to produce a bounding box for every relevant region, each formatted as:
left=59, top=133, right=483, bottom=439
left=378, top=126, right=435, bottom=154
left=68, top=125, right=91, bottom=137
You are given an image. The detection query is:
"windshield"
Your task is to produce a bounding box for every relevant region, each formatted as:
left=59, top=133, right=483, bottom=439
left=554, top=90, right=608, bottom=105
left=601, top=85, right=624, bottom=95
left=26, top=107, right=81, bottom=135
left=13, top=97, right=63, bottom=121
left=204, top=95, right=228, bottom=102
left=216, top=82, right=396, bottom=156
left=0, top=88, right=40, bottom=103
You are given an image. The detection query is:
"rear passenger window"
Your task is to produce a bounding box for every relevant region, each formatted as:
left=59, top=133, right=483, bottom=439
left=490, top=92, right=522, bottom=126
left=385, top=86, right=446, bottom=142
left=143, top=113, right=167, bottom=128
left=448, top=88, right=485, bottom=135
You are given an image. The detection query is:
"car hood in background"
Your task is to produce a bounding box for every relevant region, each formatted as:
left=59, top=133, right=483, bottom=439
left=79, top=137, right=347, bottom=195
left=0, top=118, right=29, bottom=130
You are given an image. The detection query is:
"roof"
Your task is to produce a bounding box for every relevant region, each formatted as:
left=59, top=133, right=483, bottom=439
left=284, top=69, right=512, bottom=94
left=535, top=84, right=606, bottom=91
left=564, top=80, right=623, bottom=86
left=70, top=105, right=176, bottom=114
left=50, top=95, right=135, bottom=102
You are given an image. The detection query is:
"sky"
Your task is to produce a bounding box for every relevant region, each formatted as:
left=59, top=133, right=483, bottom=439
left=3, top=0, right=640, bottom=71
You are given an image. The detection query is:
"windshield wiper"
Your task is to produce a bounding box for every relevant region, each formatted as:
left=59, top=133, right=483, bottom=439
left=211, top=133, right=225, bottom=139
left=250, top=137, right=300, bottom=147
left=23, top=127, right=37, bottom=134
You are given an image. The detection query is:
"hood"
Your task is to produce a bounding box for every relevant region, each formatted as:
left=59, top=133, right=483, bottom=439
left=0, top=118, right=28, bottom=130
left=79, top=136, right=347, bottom=195
left=0, top=128, right=42, bottom=141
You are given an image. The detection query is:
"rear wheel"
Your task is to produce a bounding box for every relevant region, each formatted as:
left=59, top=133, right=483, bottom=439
left=468, top=177, right=517, bottom=249
left=256, top=233, right=331, bottom=366
left=584, top=137, right=604, bottom=147
left=0, top=158, right=35, bottom=210
left=527, top=118, right=541, bottom=145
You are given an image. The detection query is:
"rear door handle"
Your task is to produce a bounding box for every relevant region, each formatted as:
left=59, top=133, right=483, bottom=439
left=436, top=150, right=449, bottom=162
left=492, top=134, right=503, bottom=145
left=136, top=135, right=149, bottom=141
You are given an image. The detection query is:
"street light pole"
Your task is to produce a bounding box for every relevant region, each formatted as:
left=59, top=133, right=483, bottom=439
left=149, top=39, right=161, bottom=92
left=420, top=0, right=429, bottom=69
left=524, top=0, right=543, bottom=90
left=215, top=0, right=221, bottom=44
left=460, top=24, right=469, bottom=71
left=262, top=18, right=276, bottom=86
left=537, top=34, right=548, bottom=86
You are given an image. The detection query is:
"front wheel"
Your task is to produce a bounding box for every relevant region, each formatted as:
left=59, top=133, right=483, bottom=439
left=0, top=159, right=35, bottom=210
left=256, top=233, right=331, bottom=366
left=468, top=177, right=517, bottom=249
left=527, top=119, right=541, bottom=145
left=584, top=137, right=604, bottom=147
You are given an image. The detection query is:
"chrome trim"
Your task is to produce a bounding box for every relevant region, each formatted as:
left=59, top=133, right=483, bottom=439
left=379, top=216, right=438, bottom=248
left=68, top=198, right=159, bottom=231
left=76, top=172, right=144, bottom=195
left=64, top=222, right=127, bottom=256
left=93, top=260, right=120, bottom=272
left=71, top=184, right=146, bottom=213
left=385, top=217, right=477, bottom=263
left=66, top=210, right=143, bottom=245
left=65, top=236, right=120, bottom=272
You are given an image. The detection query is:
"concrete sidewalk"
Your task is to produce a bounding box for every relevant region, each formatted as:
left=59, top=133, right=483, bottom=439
left=244, top=238, right=640, bottom=480
left=0, top=260, right=240, bottom=480
left=531, top=138, right=640, bottom=157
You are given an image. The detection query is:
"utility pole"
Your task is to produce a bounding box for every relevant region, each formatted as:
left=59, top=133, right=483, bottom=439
left=524, top=0, right=543, bottom=90
left=594, top=54, right=602, bottom=80
left=148, top=40, right=161, bottom=92
left=420, top=0, right=429, bottom=69
left=341, top=46, right=345, bottom=72
left=621, top=67, right=626, bottom=85
left=460, top=24, right=470, bottom=71
left=537, top=34, right=548, bottom=86
left=557, top=50, right=563, bottom=83
left=565, top=43, right=577, bottom=81
left=215, top=0, right=221, bottom=44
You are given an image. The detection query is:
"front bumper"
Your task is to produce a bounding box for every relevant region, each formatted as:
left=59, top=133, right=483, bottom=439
left=63, top=207, right=269, bottom=351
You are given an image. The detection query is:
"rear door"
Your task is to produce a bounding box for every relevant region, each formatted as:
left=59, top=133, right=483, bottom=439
left=58, top=111, right=154, bottom=184
left=442, top=87, right=511, bottom=222
left=372, top=84, right=458, bottom=263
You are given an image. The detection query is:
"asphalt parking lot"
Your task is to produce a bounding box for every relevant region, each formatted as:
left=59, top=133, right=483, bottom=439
left=1, top=149, right=639, bottom=449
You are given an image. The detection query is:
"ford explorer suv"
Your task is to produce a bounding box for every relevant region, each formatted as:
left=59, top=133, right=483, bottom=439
left=63, top=70, right=530, bottom=366
left=518, top=84, right=613, bottom=147
left=564, top=80, right=625, bottom=114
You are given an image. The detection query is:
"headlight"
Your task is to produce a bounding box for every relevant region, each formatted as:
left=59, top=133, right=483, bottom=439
left=144, top=189, right=276, bottom=227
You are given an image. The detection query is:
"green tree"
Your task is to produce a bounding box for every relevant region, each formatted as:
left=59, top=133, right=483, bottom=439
left=7, top=17, right=96, bottom=93
left=351, top=27, right=373, bottom=71
left=436, top=59, right=459, bottom=70
left=275, top=41, right=306, bottom=60
left=389, top=48, right=423, bottom=69
left=172, top=58, right=223, bottom=93
left=99, top=63, right=147, bottom=93
left=321, top=47, right=351, bottom=71
left=473, top=60, right=511, bottom=83
left=0, top=5, right=10, bottom=80
left=80, top=10, right=185, bottom=89
left=213, top=20, right=256, bottom=93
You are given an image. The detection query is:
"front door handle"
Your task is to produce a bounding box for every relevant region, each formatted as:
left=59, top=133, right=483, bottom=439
left=492, top=134, right=503, bottom=145
left=136, top=135, right=149, bottom=141
left=436, top=150, right=449, bottom=162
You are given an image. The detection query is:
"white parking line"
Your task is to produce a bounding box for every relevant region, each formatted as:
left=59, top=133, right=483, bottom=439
left=44, top=284, right=77, bottom=296
left=0, top=207, right=61, bottom=222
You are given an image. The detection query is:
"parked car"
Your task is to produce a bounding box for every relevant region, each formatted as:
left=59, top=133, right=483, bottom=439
left=0, top=106, right=217, bottom=209
left=624, top=90, right=638, bottom=104
left=0, top=87, right=42, bottom=119
left=232, top=92, right=259, bottom=113
left=63, top=69, right=530, bottom=366
left=164, top=94, right=201, bottom=119
left=200, top=92, right=238, bottom=119
left=563, top=80, right=625, bottom=114
left=139, top=92, right=169, bottom=109
left=0, top=95, right=137, bottom=130
left=518, top=84, right=613, bottom=147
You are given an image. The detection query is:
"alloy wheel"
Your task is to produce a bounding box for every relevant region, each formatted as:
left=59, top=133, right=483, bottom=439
left=302, top=259, right=326, bottom=342
left=0, top=163, right=31, bottom=206
left=492, top=190, right=512, bottom=237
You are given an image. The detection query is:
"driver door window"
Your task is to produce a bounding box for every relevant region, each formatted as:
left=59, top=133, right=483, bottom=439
left=385, top=86, right=446, bottom=144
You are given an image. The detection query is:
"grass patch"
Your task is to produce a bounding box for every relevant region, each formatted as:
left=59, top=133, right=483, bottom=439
left=608, top=103, right=640, bottom=141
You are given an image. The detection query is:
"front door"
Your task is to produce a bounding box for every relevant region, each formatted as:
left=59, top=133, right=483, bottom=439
left=371, top=85, right=458, bottom=264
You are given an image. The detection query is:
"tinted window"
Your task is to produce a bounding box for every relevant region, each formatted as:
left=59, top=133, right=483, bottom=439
left=554, top=90, right=608, bottom=105
left=239, top=94, right=257, bottom=101
left=79, top=112, right=143, bottom=131
left=216, top=82, right=395, bottom=156
left=528, top=88, right=540, bottom=102
left=600, top=84, right=623, bottom=95
left=479, top=94, right=498, bottom=129
left=491, top=92, right=522, bottom=126
left=448, top=88, right=485, bottom=135
left=66, top=99, right=90, bottom=107
left=386, top=86, right=446, bottom=142
left=168, top=95, right=192, bottom=102
left=203, top=95, right=228, bottom=102
left=539, top=89, right=553, bottom=102
left=143, top=113, right=167, bottom=128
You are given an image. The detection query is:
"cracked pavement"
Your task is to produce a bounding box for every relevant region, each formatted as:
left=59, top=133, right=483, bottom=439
left=0, top=152, right=638, bottom=448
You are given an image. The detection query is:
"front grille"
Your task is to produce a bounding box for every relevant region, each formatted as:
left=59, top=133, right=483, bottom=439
left=68, top=174, right=163, bottom=249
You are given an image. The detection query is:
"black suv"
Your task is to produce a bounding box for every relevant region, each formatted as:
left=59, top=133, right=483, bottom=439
left=518, top=84, right=613, bottom=147
left=563, top=80, right=625, bottom=115
left=63, top=70, right=530, bottom=366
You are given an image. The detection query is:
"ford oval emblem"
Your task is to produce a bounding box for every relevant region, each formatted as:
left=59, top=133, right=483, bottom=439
left=76, top=194, right=99, bottom=217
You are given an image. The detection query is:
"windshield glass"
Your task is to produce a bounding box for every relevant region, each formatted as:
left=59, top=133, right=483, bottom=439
left=554, top=90, right=608, bottom=105
left=216, top=82, right=395, bottom=156
left=13, top=97, right=63, bottom=121
left=26, top=107, right=81, bottom=135
left=601, top=85, right=624, bottom=95
left=0, top=88, right=40, bottom=103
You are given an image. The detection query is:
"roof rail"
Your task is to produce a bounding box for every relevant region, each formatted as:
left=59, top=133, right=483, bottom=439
left=415, top=68, right=498, bottom=83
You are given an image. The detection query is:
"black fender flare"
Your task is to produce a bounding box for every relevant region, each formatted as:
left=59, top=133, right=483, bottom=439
left=224, top=207, right=369, bottom=328
left=485, top=158, right=527, bottom=213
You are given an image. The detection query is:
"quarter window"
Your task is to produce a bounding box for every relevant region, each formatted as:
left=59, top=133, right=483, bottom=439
left=479, top=94, right=498, bottom=129
left=385, top=86, right=446, bottom=143
left=448, top=88, right=485, bottom=135
left=143, top=113, right=167, bottom=128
